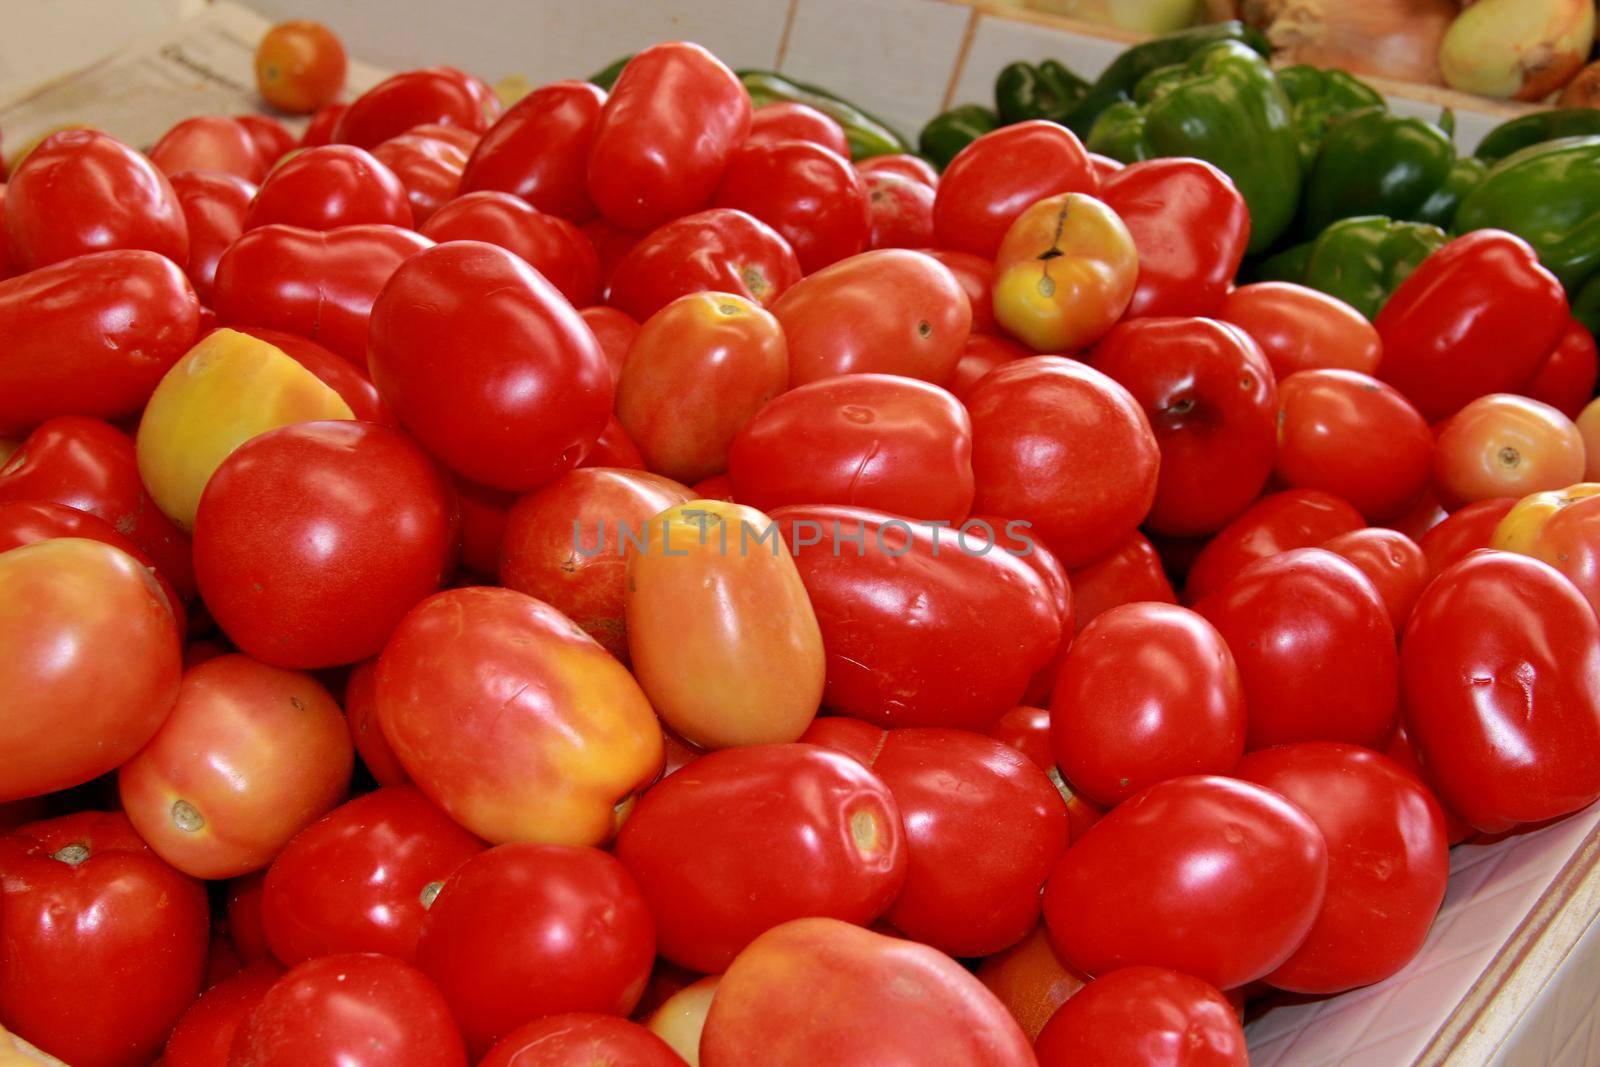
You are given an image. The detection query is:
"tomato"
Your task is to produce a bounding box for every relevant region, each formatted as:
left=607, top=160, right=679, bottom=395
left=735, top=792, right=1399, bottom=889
left=164, top=961, right=283, bottom=1067
left=588, top=43, right=750, bottom=231
left=213, top=222, right=433, bottom=364
left=615, top=744, right=905, bottom=972
left=932, top=121, right=1097, bottom=260
left=774, top=249, right=971, bottom=386
left=606, top=208, right=800, bottom=322
left=1383, top=724, right=1475, bottom=846
left=1235, top=743, right=1448, bottom=994
left=921, top=248, right=995, bottom=334
left=170, top=170, right=256, bottom=303
left=193, top=420, right=455, bottom=668
left=729, top=373, right=973, bottom=522
left=573, top=417, right=646, bottom=471
left=991, top=193, right=1137, bottom=353
left=460, top=80, right=605, bottom=221
left=1274, top=369, right=1433, bottom=521
left=1432, top=393, right=1586, bottom=507
left=1183, top=489, right=1365, bottom=603
left=369, top=241, right=612, bottom=491
left=1066, top=532, right=1175, bottom=634
left=254, top=21, right=346, bottom=113
left=0, top=539, right=180, bottom=802
left=1493, top=484, right=1600, bottom=614
left=1219, top=282, right=1381, bottom=379
left=1051, top=603, right=1245, bottom=807
left=1580, top=397, right=1600, bottom=479
left=1033, top=966, right=1246, bottom=1067
left=300, top=103, right=347, bottom=146
left=118, top=654, right=352, bottom=878
left=773, top=505, right=1064, bottom=729
left=0, top=812, right=209, bottom=1067
left=1527, top=320, right=1599, bottom=420
left=335, top=67, right=500, bottom=148
left=151, top=116, right=265, bottom=182
left=371, top=125, right=477, bottom=226
left=5, top=129, right=188, bottom=271
left=243, top=144, right=410, bottom=230
left=416, top=844, right=653, bottom=1055
left=1088, top=317, right=1277, bottom=537
left=864, top=171, right=935, bottom=249
left=579, top=305, right=638, bottom=382
left=235, top=115, right=298, bottom=168
left=422, top=191, right=595, bottom=303
left=713, top=140, right=869, bottom=273
left=234, top=326, right=394, bottom=425
left=856, top=153, right=938, bottom=188
left=1388, top=487, right=1449, bottom=543
left=229, top=953, right=467, bottom=1066
left=946, top=333, right=1027, bottom=399
left=614, top=292, right=787, bottom=481
left=747, top=101, right=849, bottom=156
left=644, top=974, right=718, bottom=1057
left=967, top=357, right=1158, bottom=566
left=0, top=185, right=10, bottom=279
left=1418, top=496, right=1517, bottom=578
left=701, top=918, right=1034, bottom=1067
left=479, top=1014, right=684, bottom=1067
left=976, top=923, right=1088, bottom=1042
left=227, top=873, right=271, bottom=964
left=376, top=586, right=663, bottom=845
left=1321, top=526, right=1428, bottom=629
left=0, top=250, right=199, bottom=436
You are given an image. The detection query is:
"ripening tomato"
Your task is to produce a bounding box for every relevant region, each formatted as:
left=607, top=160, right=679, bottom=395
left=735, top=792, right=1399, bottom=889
left=976, top=923, right=1089, bottom=1042
left=644, top=974, right=719, bottom=1059
left=1033, top=966, right=1247, bottom=1067
left=606, top=208, right=800, bottom=322
left=254, top=20, right=347, bottom=113
left=335, top=67, right=500, bottom=148
left=460, top=80, right=606, bottom=221
left=1578, top=397, right=1600, bottom=479
left=376, top=587, right=664, bottom=845
left=372, top=125, right=477, bottom=226
left=163, top=962, right=282, bottom=1067
left=1067, top=532, right=1176, bottom=634
left=236, top=115, right=298, bottom=169
left=747, top=101, right=849, bottom=156
left=1432, top=393, right=1587, bottom=508
left=151, top=116, right=265, bottom=182
left=234, top=327, right=394, bottom=425
left=864, top=171, right=935, bottom=249
left=947, top=333, right=1027, bottom=399
left=713, top=140, right=870, bottom=273
left=616, top=744, right=906, bottom=973
left=1493, top=480, right=1600, bottom=605
left=479, top=1014, right=684, bottom=1067
left=588, top=43, right=750, bottom=231
left=921, top=248, right=995, bottom=334
left=1526, top=321, right=1599, bottom=420
left=170, top=170, right=256, bottom=303
left=1418, top=496, right=1517, bottom=577
left=421, top=191, right=599, bottom=306
left=1183, top=489, right=1366, bottom=603
left=1219, top=282, right=1381, bottom=379
left=579, top=306, right=638, bottom=382
left=244, top=144, right=410, bottom=231
left=932, top=121, right=1097, bottom=260
left=856, top=153, right=938, bottom=188
left=1321, top=527, right=1429, bottom=629
left=118, top=654, right=353, bottom=879
left=991, top=193, right=1137, bottom=353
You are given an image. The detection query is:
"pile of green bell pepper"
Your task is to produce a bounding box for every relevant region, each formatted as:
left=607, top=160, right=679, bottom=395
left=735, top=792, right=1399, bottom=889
left=1258, top=216, right=1449, bottom=321
left=1455, top=136, right=1600, bottom=295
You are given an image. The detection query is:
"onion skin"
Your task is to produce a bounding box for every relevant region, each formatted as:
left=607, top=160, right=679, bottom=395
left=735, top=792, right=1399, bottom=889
left=1559, top=61, right=1600, bottom=109
left=1440, top=0, right=1597, bottom=101
left=1244, top=0, right=1456, bottom=87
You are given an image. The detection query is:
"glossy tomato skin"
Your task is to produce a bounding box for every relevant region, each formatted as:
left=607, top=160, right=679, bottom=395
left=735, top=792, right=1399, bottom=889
left=579, top=305, right=638, bottom=382
left=1183, top=489, right=1366, bottom=603
left=1526, top=320, right=1599, bottom=419
left=1383, top=724, right=1475, bottom=846
left=615, top=744, right=906, bottom=973
left=0, top=250, right=199, bottom=435
left=1401, top=551, right=1600, bottom=832
left=747, top=101, right=849, bottom=156
left=244, top=144, right=410, bottom=231
left=588, top=43, right=750, bottom=231
left=1220, top=282, right=1381, bottom=379
left=5, top=129, right=188, bottom=271
left=421, top=190, right=599, bottom=306
left=606, top=208, right=800, bottom=322
left=773, top=505, right=1064, bottom=730
left=1067, top=531, right=1176, bottom=634
left=1087, top=317, right=1277, bottom=537
left=864, top=171, right=935, bottom=249
left=254, top=21, right=346, bottom=114
left=701, top=918, right=1034, bottom=1067
left=1418, top=497, right=1517, bottom=578
left=728, top=373, right=974, bottom=523
left=213, top=223, right=433, bottom=364
left=478, top=1014, right=684, bottom=1067
left=415, top=844, right=654, bottom=1056
left=1033, top=966, right=1247, bottom=1067
left=947, top=333, right=1027, bottom=399
left=163, top=961, right=283, bottom=1067
left=335, top=66, right=499, bottom=148
left=967, top=357, right=1159, bottom=567
left=228, top=953, right=467, bottom=1067
left=713, top=140, right=870, bottom=273
left=1322, top=527, right=1428, bottom=629
left=976, top=923, right=1089, bottom=1042
left=371, top=125, right=476, bottom=227
left=1236, top=743, right=1448, bottom=994
left=375, top=587, right=663, bottom=846
left=150, top=116, right=266, bottom=182
left=991, top=193, right=1137, bottom=353
left=234, top=327, right=394, bottom=424
left=170, top=170, right=256, bottom=304
left=1432, top=394, right=1586, bottom=508
left=236, top=115, right=298, bottom=169
left=932, top=121, right=1097, bottom=260
left=1051, top=603, right=1246, bottom=807
left=857, top=153, right=939, bottom=188
left=1494, top=485, right=1600, bottom=615
left=460, top=80, right=606, bottom=221
left=301, top=103, right=348, bottom=146
left=921, top=248, right=995, bottom=334
left=1043, top=775, right=1328, bottom=989
left=0, top=811, right=209, bottom=1067
left=369, top=241, right=612, bottom=491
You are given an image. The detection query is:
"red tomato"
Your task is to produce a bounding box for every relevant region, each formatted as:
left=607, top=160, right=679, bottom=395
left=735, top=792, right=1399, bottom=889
left=701, top=918, right=1036, bottom=1067
left=865, top=171, right=935, bottom=249
left=234, top=327, right=394, bottom=424
left=615, top=744, right=906, bottom=973
left=460, top=80, right=606, bottom=221
left=1033, top=966, right=1246, bottom=1067
left=416, top=844, right=654, bottom=1055
left=1235, top=743, right=1448, bottom=993
left=1386, top=488, right=1449, bottom=543
left=1197, top=548, right=1398, bottom=750
left=1432, top=393, right=1586, bottom=507
left=1321, top=526, right=1428, bottom=629
left=1494, top=485, right=1600, bottom=614
left=0, top=811, right=208, bottom=1067
left=606, top=208, right=800, bottom=321
left=932, top=121, right=1097, bottom=259
left=151, top=116, right=265, bottom=182
left=713, top=139, right=870, bottom=272
left=235, top=114, right=298, bottom=168
left=729, top=373, right=973, bottom=522
left=165, top=961, right=283, bottom=1067
left=1088, top=152, right=1123, bottom=179
left=227, top=872, right=271, bottom=964
left=1220, top=282, right=1381, bottom=379
left=170, top=170, right=256, bottom=304
left=0, top=185, right=11, bottom=278
left=1087, top=317, right=1277, bottom=537
left=579, top=415, right=647, bottom=470
left=746, top=101, right=850, bottom=156
left=479, top=1014, right=684, bottom=1067
left=1417, top=497, right=1517, bottom=578
left=0, top=250, right=199, bottom=435
left=1067, top=532, right=1176, bottom=634
left=587, top=43, right=750, bottom=231
left=976, top=922, right=1090, bottom=1042
left=301, top=103, right=348, bottom=146
left=228, top=953, right=467, bottom=1066
left=369, top=241, right=612, bottom=491
left=946, top=333, right=1027, bottom=399
left=1383, top=724, right=1475, bottom=845
left=1051, top=603, right=1245, bottom=806
left=335, top=66, right=500, bottom=148
left=920, top=248, right=995, bottom=334
left=5, top=129, right=188, bottom=271
left=1183, top=489, right=1365, bottom=603
left=579, top=305, right=638, bottom=382
left=244, top=144, right=410, bottom=231
left=967, top=357, right=1158, bottom=566
left=1401, top=551, right=1600, bottom=832
left=340, top=660, right=408, bottom=786
left=213, top=223, right=432, bottom=364
left=857, top=153, right=939, bottom=188
left=371, top=124, right=476, bottom=226
left=986, top=705, right=1056, bottom=773
left=254, top=20, right=346, bottom=114
left=1043, top=775, right=1328, bottom=989
left=422, top=190, right=600, bottom=306
left=776, top=249, right=971, bottom=386
left=1526, top=320, right=1599, bottom=419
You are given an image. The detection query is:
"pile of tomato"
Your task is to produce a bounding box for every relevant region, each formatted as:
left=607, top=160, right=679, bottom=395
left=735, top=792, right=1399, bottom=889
left=2, top=21, right=1600, bottom=1067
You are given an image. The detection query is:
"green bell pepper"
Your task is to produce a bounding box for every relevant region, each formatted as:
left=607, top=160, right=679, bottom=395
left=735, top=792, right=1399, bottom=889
left=919, top=104, right=1001, bottom=170
left=1252, top=240, right=1314, bottom=285
left=1574, top=274, right=1600, bottom=337
left=1295, top=216, right=1449, bottom=320
left=995, top=59, right=1089, bottom=125
left=1086, top=41, right=1300, bottom=254
left=588, top=55, right=631, bottom=91
left=738, top=70, right=910, bottom=160
left=1475, top=109, right=1600, bottom=163
left=1414, top=156, right=1489, bottom=230
left=1301, top=108, right=1456, bottom=235
left=1275, top=65, right=1386, bottom=171
left=1455, top=136, right=1600, bottom=293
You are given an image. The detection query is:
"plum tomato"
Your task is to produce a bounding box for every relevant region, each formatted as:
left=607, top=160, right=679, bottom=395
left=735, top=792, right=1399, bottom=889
left=1431, top=393, right=1586, bottom=508
left=1033, top=966, right=1247, bottom=1067
left=932, top=121, right=1097, bottom=260
left=713, top=139, right=870, bottom=273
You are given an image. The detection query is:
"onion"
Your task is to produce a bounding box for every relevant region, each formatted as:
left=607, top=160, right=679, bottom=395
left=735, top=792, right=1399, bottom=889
left=1558, top=60, right=1600, bottom=109
left=1440, top=0, right=1597, bottom=101
left=1026, top=0, right=1204, bottom=34
left=1242, top=0, right=1457, bottom=86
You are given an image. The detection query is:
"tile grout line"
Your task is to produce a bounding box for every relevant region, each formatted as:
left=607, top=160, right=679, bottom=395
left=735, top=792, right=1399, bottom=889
left=939, top=5, right=981, bottom=113
left=774, top=0, right=802, bottom=71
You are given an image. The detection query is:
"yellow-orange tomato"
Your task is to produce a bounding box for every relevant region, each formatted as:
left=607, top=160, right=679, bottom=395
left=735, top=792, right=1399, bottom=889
left=991, top=192, right=1138, bottom=353
left=975, top=922, right=1089, bottom=1041
left=255, top=21, right=347, bottom=114
left=136, top=329, right=354, bottom=528
left=647, top=975, right=720, bottom=1065
left=626, top=500, right=825, bottom=749
left=1432, top=393, right=1587, bottom=508
left=615, top=293, right=788, bottom=483
left=118, top=653, right=353, bottom=879
left=1493, top=483, right=1600, bottom=614
left=1578, top=397, right=1600, bottom=481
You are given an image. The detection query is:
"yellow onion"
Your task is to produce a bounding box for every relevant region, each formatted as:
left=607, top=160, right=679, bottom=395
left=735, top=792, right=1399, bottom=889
left=1441, top=0, right=1597, bottom=100
left=1026, top=0, right=1204, bottom=34
left=1560, top=60, right=1600, bottom=108
left=1243, top=0, right=1456, bottom=86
